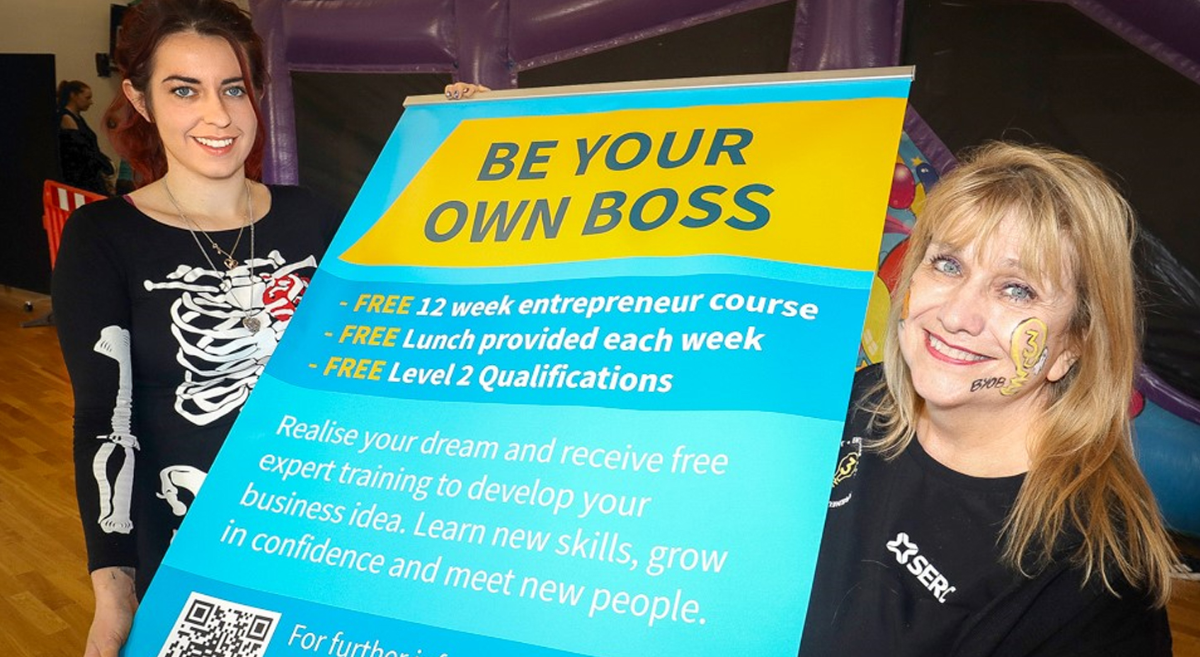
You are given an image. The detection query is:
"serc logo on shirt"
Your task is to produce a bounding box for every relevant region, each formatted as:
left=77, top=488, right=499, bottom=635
left=886, top=532, right=957, bottom=604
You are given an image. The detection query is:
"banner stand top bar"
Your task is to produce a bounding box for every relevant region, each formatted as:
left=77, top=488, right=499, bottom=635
left=405, top=65, right=915, bottom=106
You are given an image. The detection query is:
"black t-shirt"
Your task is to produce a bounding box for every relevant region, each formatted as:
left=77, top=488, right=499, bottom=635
left=799, top=365, right=1171, bottom=656
left=53, top=186, right=340, bottom=596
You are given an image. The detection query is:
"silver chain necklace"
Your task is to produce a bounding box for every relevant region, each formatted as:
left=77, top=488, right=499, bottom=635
left=163, top=178, right=262, bottom=333
left=164, top=179, right=248, bottom=270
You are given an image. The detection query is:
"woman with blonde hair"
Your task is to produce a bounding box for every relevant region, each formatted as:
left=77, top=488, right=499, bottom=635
left=800, top=142, right=1175, bottom=655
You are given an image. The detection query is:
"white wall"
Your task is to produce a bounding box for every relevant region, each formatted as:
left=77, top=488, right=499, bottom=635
left=0, top=0, right=251, bottom=164
left=1, top=0, right=127, bottom=161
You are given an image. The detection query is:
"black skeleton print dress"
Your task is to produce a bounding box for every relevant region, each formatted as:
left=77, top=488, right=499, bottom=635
left=53, top=186, right=340, bottom=596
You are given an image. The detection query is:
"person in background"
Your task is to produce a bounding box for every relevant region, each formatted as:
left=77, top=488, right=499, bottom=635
left=57, top=80, right=114, bottom=195
left=113, top=158, right=136, bottom=195
left=800, top=142, right=1176, bottom=656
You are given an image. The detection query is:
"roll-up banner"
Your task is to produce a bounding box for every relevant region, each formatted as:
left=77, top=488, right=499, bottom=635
left=126, top=68, right=912, bottom=657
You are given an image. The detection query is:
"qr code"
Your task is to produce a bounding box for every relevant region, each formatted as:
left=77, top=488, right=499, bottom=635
left=157, top=592, right=281, bottom=657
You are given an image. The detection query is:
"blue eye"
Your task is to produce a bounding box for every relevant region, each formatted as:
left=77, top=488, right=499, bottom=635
left=224, top=86, right=247, bottom=98
left=1002, top=283, right=1037, bottom=302
left=171, top=87, right=196, bottom=98
left=930, top=255, right=962, bottom=276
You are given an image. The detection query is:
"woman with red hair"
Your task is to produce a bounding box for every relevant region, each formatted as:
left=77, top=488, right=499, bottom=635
left=52, top=1, right=341, bottom=654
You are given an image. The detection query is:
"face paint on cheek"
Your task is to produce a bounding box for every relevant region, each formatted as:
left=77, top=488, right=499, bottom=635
left=998, top=317, right=1049, bottom=396
left=970, top=377, right=1007, bottom=392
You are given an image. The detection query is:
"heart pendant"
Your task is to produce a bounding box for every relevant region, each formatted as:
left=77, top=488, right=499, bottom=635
left=243, top=316, right=261, bottom=333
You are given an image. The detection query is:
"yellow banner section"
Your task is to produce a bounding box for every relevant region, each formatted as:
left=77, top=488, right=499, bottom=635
left=340, top=97, right=905, bottom=271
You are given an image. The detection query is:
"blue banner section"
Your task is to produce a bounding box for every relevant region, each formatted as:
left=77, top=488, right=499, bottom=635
left=269, top=268, right=867, bottom=420
left=146, top=387, right=841, bottom=657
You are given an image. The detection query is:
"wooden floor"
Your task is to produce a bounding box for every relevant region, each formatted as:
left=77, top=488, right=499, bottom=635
left=0, top=288, right=94, bottom=654
left=0, top=284, right=1198, bottom=654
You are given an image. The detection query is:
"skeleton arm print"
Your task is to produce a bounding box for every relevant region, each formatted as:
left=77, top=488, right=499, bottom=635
left=52, top=205, right=143, bottom=570
left=92, top=326, right=140, bottom=535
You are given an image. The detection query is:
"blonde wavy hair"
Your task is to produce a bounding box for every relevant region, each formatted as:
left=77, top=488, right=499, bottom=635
left=871, top=142, right=1175, bottom=605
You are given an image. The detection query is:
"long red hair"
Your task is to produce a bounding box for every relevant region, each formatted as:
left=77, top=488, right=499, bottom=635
left=104, top=0, right=269, bottom=186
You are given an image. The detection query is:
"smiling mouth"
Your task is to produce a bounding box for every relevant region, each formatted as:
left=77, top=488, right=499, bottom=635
left=925, top=331, right=992, bottom=364
left=194, top=137, right=234, bottom=148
